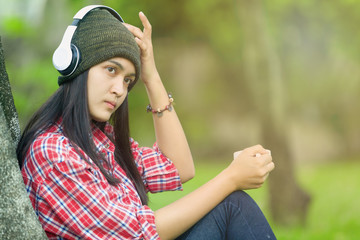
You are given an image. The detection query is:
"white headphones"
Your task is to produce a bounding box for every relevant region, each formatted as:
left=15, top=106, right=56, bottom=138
left=52, top=5, right=124, bottom=76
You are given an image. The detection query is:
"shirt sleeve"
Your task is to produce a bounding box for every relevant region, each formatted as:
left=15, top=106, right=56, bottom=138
left=23, top=135, right=160, bottom=240
left=131, top=138, right=183, bottom=193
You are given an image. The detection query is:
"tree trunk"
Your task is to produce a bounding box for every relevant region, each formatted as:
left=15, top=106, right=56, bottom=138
left=235, top=0, right=311, bottom=226
left=0, top=37, right=47, bottom=239
left=0, top=40, right=20, bottom=145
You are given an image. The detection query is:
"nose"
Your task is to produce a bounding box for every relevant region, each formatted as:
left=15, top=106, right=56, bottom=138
left=110, top=78, right=126, bottom=97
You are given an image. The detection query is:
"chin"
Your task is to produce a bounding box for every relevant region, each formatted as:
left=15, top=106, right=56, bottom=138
left=92, top=115, right=111, bottom=122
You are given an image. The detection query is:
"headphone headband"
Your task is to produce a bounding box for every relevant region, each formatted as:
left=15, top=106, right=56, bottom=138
left=52, top=5, right=124, bottom=76
left=73, top=5, right=123, bottom=22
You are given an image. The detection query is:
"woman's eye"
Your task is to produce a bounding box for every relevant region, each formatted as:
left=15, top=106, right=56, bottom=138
left=106, top=67, right=116, bottom=74
left=124, top=78, right=133, bottom=85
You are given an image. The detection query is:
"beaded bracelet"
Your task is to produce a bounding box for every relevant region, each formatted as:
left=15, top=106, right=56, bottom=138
left=146, top=93, right=174, bottom=117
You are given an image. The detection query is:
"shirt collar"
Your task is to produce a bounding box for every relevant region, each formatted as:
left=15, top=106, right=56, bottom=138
left=91, top=122, right=115, bottom=153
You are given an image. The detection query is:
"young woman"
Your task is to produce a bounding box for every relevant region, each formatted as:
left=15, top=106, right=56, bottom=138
left=17, top=5, right=276, bottom=240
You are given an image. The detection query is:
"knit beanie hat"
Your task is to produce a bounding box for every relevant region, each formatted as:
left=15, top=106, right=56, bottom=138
left=57, top=8, right=141, bottom=86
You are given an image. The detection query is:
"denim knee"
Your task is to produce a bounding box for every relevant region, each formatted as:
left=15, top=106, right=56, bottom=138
left=176, top=191, right=276, bottom=240
left=222, top=190, right=256, bottom=209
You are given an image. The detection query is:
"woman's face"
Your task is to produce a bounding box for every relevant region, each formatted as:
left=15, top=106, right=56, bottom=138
left=87, top=57, right=136, bottom=122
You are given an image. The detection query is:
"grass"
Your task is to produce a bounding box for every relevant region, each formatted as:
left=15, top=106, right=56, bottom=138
left=274, top=160, right=360, bottom=240
left=148, top=159, right=360, bottom=239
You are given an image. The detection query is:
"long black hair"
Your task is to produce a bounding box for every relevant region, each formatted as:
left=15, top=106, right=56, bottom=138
left=16, top=71, right=148, bottom=204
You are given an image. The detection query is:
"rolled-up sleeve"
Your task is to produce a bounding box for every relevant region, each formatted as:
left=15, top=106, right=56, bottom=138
left=131, top=138, right=183, bottom=193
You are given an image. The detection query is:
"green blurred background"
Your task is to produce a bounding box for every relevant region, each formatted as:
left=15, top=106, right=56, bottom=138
left=1, top=0, right=359, bottom=239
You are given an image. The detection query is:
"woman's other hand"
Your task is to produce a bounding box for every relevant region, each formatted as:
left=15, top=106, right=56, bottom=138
left=123, top=12, right=158, bottom=85
left=225, top=145, right=275, bottom=191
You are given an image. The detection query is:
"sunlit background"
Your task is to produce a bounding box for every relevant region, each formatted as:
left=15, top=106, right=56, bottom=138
left=1, top=0, right=359, bottom=239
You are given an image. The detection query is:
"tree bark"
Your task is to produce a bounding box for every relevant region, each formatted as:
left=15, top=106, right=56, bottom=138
left=235, top=0, right=311, bottom=226
left=0, top=37, right=47, bottom=239
left=0, top=38, right=20, bottom=145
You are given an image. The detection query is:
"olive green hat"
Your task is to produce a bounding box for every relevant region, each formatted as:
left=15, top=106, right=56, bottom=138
left=57, top=8, right=141, bottom=86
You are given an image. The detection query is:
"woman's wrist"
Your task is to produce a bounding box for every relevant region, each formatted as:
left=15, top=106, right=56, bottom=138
left=219, top=167, right=238, bottom=193
left=146, top=93, right=174, bottom=117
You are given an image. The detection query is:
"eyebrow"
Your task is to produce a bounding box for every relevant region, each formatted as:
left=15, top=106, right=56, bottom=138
left=107, top=60, right=136, bottom=77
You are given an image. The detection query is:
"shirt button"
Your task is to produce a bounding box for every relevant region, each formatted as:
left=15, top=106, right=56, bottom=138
left=105, top=143, right=110, bottom=149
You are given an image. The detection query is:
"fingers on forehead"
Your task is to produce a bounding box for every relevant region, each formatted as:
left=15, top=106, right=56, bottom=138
left=122, top=23, right=142, bottom=36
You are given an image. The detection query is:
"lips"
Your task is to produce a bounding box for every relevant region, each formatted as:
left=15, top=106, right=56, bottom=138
left=105, top=101, right=116, bottom=110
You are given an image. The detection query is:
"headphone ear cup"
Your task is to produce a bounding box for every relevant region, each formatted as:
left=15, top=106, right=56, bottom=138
left=53, top=44, right=80, bottom=76
left=61, top=44, right=80, bottom=76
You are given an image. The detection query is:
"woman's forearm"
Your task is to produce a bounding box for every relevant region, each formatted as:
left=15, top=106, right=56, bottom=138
left=154, top=145, right=275, bottom=240
left=144, top=73, right=195, bottom=183
left=124, top=13, right=194, bottom=183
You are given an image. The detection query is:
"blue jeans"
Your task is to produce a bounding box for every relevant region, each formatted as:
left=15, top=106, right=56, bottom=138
left=175, top=191, right=276, bottom=240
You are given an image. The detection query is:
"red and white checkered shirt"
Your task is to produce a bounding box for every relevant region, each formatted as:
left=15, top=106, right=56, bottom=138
left=21, top=121, right=182, bottom=239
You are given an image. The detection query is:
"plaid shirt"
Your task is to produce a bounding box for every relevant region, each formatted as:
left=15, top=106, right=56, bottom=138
left=22, top=121, right=182, bottom=239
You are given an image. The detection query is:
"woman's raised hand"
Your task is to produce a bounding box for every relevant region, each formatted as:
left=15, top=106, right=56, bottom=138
left=123, top=12, right=158, bottom=84
left=225, top=145, right=275, bottom=191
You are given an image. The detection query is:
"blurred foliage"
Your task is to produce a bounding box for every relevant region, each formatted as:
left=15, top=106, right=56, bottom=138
left=0, top=0, right=359, bottom=161
left=1, top=16, right=33, bottom=37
